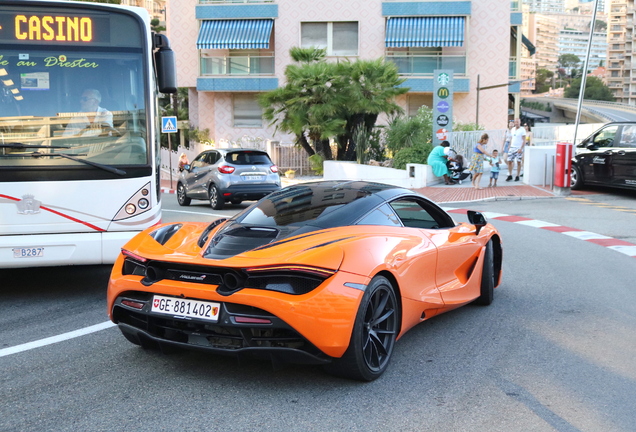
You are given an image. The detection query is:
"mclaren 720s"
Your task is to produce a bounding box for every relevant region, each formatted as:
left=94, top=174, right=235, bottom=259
left=107, top=180, right=503, bottom=381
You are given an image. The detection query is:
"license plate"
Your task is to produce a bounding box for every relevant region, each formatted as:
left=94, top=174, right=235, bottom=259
left=13, top=247, right=44, bottom=258
left=242, top=175, right=264, bottom=181
left=151, top=295, right=220, bottom=322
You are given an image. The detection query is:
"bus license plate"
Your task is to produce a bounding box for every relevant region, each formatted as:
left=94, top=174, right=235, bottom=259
left=151, top=295, right=220, bottom=322
left=13, top=247, right=44, bottom=258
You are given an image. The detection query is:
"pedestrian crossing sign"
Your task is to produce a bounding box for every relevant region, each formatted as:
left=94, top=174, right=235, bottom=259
left=161, top=116, right=177, bottom=133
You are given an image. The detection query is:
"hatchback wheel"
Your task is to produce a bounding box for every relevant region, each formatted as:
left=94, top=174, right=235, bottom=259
left=176, top=183, right=191, bottom=206
left=209, top=185, right=224, bottom=210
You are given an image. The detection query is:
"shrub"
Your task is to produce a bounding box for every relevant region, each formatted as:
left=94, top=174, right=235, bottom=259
left=392, top=141, right=432, bottom=170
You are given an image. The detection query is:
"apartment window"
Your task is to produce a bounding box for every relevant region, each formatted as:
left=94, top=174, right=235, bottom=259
left=233, top=94, right=263, bottom=127
left=301, top=22, right=358, bottom=56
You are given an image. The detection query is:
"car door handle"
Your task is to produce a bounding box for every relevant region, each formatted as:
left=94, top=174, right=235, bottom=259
left=603, top=150, right=613, bottom=155
left=616, top=150, right=626, bottom=156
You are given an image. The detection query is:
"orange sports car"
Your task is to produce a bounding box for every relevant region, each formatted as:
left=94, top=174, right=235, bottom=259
left=107, top=181, right=503, bottom=381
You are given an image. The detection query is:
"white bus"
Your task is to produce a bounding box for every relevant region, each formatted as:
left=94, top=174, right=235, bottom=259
left=0, top=0, right=176, bottom=268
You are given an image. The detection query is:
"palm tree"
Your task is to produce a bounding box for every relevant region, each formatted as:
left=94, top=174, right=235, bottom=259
left=334, top=59, right=407, bottom=160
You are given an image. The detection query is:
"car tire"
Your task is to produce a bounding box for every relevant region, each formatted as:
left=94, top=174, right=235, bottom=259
left=176, top=183, right=191, bottom=206
left=570, top=165, right=583, bottom=190
left=475, top=240, right=495, bottom=306
left=209, top=184, right=224, bottom=210
left=324, top=275, right=399, bottom=381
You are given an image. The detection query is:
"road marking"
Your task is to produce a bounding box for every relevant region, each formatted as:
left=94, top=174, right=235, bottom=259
left=0, top=321, right=116, bottom=358
left=163, top=209, right=227, bottom=218
left=442, top=207, right=636, bottom=258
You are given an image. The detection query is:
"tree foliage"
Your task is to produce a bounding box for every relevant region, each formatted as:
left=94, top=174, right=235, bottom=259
left=259, top=48, right=408, bottom=161
left=534, top=68, right=554, bottom=93
left=564, top=76, right=614, bottom=101
left=151, top=18, right=166, bottom=33
left=558, top=54, right=580, bottom=69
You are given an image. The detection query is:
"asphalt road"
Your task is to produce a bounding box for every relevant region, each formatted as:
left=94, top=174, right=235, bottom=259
left=1, top=191, right=635, bottom=432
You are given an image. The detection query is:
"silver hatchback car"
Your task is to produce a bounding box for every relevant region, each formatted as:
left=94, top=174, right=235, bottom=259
left=176, top=148, right=281, bottom=209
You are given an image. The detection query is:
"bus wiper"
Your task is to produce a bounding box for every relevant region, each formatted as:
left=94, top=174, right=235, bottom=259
left=0, top=143, right=71, bottom=149
left=28, top=151, right=127, bottom=176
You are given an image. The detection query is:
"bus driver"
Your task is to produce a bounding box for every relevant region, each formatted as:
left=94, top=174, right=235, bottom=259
left=63, top=89, right=113, bottom=136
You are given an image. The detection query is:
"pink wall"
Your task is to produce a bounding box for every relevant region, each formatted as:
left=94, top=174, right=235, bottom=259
left=168, top=0, right=512, bottom=144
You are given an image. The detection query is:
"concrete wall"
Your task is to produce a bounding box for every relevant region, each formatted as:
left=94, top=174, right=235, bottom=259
left=324, top=161, right=440, bottom=188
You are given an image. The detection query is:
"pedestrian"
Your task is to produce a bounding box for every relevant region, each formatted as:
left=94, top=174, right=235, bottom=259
left=486, top=149, right=501, bottom=187
left=427, top=140, right=456, bottom=185
left=469, top=133, right=493, bottom=190
left=524, top=123, right=533, bottom=146
left=506, top=118, right=526, bottom=182
left=178, top=152, right=189, bottom=172
left=503, top=120, right=514, bottom=174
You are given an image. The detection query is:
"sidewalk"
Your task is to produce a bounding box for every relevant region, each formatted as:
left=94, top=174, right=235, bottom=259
left=160, top=170, right=566, bottom=205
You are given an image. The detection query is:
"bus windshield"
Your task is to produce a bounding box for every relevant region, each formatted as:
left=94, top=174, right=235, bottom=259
left=0, top=6, right=149, bottom=172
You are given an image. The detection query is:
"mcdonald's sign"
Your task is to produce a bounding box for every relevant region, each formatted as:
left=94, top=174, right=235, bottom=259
left=437, top=87, right=450, bottom=99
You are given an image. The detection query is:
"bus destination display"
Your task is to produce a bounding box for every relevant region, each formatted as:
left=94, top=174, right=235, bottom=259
left=0, top=11, right=110, bottom=45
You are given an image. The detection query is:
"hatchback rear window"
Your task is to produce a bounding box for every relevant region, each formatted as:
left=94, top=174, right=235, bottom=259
left=226, top=152, right=272, bottom=165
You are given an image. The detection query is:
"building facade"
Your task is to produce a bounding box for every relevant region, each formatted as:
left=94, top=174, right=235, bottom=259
left=167, top=0, right=517, bottom=146
left=606, top=0, right=635, bottom=104
left=559, top=29, right=607, bottom=70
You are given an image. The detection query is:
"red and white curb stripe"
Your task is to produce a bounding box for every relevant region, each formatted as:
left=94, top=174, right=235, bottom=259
left=442, top=207, right=636, bottom=258
left=161, top=188, right=176, bottom=194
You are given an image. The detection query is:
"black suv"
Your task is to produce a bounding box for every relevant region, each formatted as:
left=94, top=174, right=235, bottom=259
left=571, top=122, right=636, bottom=191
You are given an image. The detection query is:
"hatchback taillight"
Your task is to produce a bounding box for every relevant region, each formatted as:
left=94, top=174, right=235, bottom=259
left=270, top=165, right=279, bottom=173
left=218, top=165, right=235, bottom=174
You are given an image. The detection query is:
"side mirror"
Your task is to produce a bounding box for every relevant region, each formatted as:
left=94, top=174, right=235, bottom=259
left=467, top=210, right=487, bottom=235
left=183, top=164, right=191, bottom=172
left=153, top=34, right=177, bottom=94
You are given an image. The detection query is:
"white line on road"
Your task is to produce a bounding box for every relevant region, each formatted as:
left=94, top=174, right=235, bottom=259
left=0, top=321, right=116, bottom=358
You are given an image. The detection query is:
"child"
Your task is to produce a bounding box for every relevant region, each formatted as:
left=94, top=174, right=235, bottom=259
left=487, top=149, right=501, bottom=187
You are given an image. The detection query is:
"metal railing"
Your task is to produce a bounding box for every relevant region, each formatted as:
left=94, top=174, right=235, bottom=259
left=200, top=55, right=275, bottom=76
left=385, top=54, right=466, bottom=76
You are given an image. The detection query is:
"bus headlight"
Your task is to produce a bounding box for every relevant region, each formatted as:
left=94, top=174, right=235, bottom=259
left=113, top=182, right=153, bottom=221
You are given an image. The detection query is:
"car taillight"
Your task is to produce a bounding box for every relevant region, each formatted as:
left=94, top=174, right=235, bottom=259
left=270, top=165, right=278, bottom=173
left=218, top=165, right=235, bottom=174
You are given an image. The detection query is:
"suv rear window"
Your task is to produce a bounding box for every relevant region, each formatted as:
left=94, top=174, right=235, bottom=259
left=226, top=152, right=272, bottom=165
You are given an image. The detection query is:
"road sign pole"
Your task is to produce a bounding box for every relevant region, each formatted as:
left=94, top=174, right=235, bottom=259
left=168, top=133, right=173, bottom=189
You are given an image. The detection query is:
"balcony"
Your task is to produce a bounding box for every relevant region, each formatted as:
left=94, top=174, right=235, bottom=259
left=509, top=57, right=518, bottom=80
left=385, top=53, right=466, bottom=76
left=201, top=55, right=274, bottom=76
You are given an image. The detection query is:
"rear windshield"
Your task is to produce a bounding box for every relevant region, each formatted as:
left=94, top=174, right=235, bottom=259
left=226, top=151, right=271, bottom=165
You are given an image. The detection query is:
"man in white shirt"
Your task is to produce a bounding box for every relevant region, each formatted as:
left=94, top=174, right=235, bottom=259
left=63, top=89, right=113, bottom=137
left=506, top=118, right=526, bottom=181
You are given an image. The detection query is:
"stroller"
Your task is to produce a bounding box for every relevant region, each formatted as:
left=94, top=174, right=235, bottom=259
left=447, top=151, right=471, bottom=184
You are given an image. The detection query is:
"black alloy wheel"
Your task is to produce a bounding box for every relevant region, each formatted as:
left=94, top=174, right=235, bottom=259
left=475, top=240, right=495, bottom=306
left=176, top=183, right=191, bottom=206
left=325, top=276, right=399, bottom=381
left=209, top=184, right=224, bottom=210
